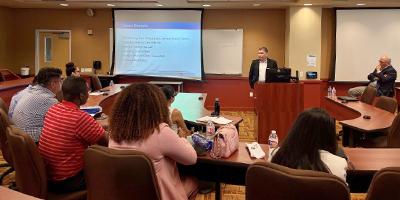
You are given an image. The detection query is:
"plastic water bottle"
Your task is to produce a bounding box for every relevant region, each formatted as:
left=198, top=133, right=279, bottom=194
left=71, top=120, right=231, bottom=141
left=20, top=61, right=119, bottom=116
left=192, top=133, right=213, bottom=151
left=214, top=98, right=220, bottom=116
left=268, top=130, right=279, bottom=148
left=332, top=87, right=336, bottom=98
left=206, top=120, right=215, bottom=140
left=328, top=86, right=332, bottom=98
left=109, top=80, right=114, bottom=93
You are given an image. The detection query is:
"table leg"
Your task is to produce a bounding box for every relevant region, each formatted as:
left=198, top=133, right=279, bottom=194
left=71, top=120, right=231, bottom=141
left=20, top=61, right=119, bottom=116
left=215, top=181, right=221, bottom=200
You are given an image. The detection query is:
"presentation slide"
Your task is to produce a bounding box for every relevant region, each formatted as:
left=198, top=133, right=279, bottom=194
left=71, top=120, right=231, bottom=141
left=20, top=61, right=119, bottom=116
left=113, top=9, right=204, bottom=81
left=335, top=9, right=400, bottom=82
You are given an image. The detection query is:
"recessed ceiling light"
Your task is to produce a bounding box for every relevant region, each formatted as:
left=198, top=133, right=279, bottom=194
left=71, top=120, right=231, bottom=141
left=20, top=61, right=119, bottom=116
left=107, top=4, right=115, bottom=7
left=304, top=3, right=312, bottom=6
left=203, top=4, right=211, bottom=7
left=155, top=4, right=163, bottom=7
left=253, top=4, right=261, bottom=6
left=357, top=3, right=366, bottom=6
left=60, top=4, right=69, bottom=6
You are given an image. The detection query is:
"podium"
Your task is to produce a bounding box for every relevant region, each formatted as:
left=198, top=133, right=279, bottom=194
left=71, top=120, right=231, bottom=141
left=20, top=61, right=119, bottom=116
left=254, top=82, right=304, bottom=144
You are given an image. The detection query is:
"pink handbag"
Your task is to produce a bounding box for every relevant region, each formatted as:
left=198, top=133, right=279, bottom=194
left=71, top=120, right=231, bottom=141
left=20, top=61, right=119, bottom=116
left=210, top=124, right=239, bottom=159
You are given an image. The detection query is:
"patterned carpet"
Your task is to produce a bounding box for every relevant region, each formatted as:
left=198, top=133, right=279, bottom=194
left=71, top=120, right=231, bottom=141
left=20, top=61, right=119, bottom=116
left=1, top=111, right=366, bottom=200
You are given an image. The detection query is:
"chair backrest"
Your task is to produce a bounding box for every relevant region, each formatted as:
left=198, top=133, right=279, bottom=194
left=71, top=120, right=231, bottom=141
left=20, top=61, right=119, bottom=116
left=375, top=96, right=397, bottom=114
left=90, top=75, right=102, bottom=91
left=361, top=86, right=377, bottom=105
left=0, top=97, right=8, bottom=114
left=0, top=109, right=13, bottom=165
left=55, top=90, right=63, bottom=103
left=366, top=167, right=400, bottom=200
left=387, top=114, right=400, bottom=148
left=6, top=125, right=47, bottom=199
left=84, top=145, right=161, bottom=200
left=245, top=162, right=350, bottom=200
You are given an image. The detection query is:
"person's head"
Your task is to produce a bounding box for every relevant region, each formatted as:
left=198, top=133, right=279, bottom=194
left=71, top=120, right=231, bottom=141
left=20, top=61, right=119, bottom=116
left=258, top=47, right=269, bottom=62
left=379, top=55, right=391, bottom=68
left=271, top=107, right=337, bottom=173
left=66, top=62, right=80, bottom=77
left=109, top=83, right=170, bottom=143
left=36, top=67, right=63, bottom=94
left=62, top=76, right=90, bottom=106
left=161, top=85, right=176, bottom=103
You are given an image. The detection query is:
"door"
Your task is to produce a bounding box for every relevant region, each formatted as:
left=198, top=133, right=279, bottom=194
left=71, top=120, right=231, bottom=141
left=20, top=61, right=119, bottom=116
left=38, top=32, right=70, bottom=77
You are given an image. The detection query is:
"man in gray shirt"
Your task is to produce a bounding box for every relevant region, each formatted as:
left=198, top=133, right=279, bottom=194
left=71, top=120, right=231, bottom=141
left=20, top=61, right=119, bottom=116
left=12, top=67, right=63, bottom=143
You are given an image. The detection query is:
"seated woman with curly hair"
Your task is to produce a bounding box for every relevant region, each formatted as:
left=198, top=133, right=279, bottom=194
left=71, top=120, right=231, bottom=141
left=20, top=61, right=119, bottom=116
left=268, top=107, right=347, bottom=182
left=108, top=83, right=198, bottom=200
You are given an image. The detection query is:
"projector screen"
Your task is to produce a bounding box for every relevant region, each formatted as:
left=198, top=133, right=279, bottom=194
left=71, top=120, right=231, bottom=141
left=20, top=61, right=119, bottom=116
left=113, top=9, right=204, bottom=81
left=335, top=9, right=400, bottom=82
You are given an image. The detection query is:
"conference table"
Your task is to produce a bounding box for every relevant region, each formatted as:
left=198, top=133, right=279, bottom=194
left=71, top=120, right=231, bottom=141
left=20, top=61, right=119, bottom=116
left=325, top=96, right=395, bottom=147
left=180, top=142, right=400, bottom=200
left=0, top=77, right=33, bottom=106
left=0, top=186, right=42, bottom=200
left=86, top=83, right=243, bottom=130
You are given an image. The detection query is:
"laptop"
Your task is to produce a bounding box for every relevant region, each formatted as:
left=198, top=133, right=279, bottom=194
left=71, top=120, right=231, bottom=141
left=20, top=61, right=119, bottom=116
left=337, top=96, right=359, bottom=101
left=265, top=68, right=291, bottom=83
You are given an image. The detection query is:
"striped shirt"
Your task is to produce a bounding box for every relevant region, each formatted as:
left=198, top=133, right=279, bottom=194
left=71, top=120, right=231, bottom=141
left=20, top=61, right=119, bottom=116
left=38, top=100, right=105, bottom=182
left=12, top=85, right=59, bottom=142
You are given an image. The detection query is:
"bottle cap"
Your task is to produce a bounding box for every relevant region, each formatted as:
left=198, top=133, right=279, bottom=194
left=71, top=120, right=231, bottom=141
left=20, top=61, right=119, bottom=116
left=215, top=98, right=219, bottom=101
left=271, top=130, right=276, bottom=134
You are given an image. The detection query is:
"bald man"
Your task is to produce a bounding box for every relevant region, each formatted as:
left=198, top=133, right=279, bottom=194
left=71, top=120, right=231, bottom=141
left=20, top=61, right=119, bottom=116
left=348, top=55, right=397, bottom=97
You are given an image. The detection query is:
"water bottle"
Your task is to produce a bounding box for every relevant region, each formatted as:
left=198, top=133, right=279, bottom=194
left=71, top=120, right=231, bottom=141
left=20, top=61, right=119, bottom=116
left=328, top=86, right=332, bottom=98
left=268, top=130, right=279, bottom=148
left=109, top=80, right=114, bottom=93
left=332, top=87, right=336, bottom=98
left=206, top=120, right=215, bottom=140
left=192, top=132, right=213, bottom=151
left=214, top=98, right=220, bottom=116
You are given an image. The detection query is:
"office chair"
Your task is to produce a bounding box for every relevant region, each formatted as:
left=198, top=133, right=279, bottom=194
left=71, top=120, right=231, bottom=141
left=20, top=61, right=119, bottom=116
left=375, top=96, right=397, bottom=114
left=360, top=86, right=377, bottom=105
left=84, top=145, right=161, bottom=200
left=365, top=167, right=400, bottom=200
left=6, top=125, right=87, bottom=200
left=0, top=97, right=8, bottom=114
left=0, top=109, right=14, bottom=185
left=90, top=75, right=102, bottom=91
left=0, top=71, right=5, bottom=82
left=245, top=162, right=350, bottom=200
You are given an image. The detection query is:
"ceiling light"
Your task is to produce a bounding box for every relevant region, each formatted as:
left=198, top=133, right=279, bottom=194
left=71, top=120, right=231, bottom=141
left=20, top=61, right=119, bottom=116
left=155, top=4, right=163, bottom=7
left=304, top=3, right=312, bottom=6
left=357, top=3, right=366, bottom=6
left=253, top=4, right=261, bottom=6
left=107, top=4, right=115, bottom=7
left=203, top=4, right=211, bottom=7
left=60, top=4, right=69, bottom=6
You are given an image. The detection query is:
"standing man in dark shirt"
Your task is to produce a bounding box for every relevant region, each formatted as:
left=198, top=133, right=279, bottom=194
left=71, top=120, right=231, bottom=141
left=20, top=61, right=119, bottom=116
left=249, top=47, right=278, bottom=89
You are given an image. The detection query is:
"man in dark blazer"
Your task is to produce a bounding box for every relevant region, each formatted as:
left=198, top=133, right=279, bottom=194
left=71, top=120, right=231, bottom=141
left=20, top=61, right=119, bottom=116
left=348, top=55, right=397, bottom=97
left=248, top=47, right=278, bottom=89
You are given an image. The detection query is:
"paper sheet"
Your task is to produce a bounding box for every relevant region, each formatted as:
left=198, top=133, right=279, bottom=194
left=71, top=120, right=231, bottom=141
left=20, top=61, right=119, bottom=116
left=197, top=116, right=233, bottom=125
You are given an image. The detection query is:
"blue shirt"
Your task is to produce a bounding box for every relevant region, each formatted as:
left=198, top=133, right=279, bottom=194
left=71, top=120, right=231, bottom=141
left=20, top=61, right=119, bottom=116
left=12, top=85, right=58, bottom=142
left=8, top=85, right=32, bottom=120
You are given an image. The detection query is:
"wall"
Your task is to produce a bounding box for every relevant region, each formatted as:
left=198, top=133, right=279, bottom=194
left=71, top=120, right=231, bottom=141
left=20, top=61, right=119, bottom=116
left=321, top=8, right=335, bottom=80
left=11, top=9, right=112, bottom=75
left=286, top=6, right=322, bottom=80
left=0, top=6, right=14, bottom=70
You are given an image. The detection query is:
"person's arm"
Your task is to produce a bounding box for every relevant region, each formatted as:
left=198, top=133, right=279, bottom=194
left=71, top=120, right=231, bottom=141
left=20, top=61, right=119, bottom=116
left=375, top=67, right=397, bottom=83
left=172, top=109, right=191, bottom=137
left=159, top=126, right=197, bottom=165
left=249, top=61, right=255, bottom=89
left=272, top=59, right=278, bottom=68
left=367, top=69, right=378, bottom=81
left=76, top=112, right=107, bottom=146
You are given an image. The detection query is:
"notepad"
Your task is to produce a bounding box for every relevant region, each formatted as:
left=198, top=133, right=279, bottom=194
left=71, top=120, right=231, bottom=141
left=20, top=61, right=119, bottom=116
left=80, top=106, right=102, bottom=116
left=197, top=116, right=233, bottom=125
left=246, top=142, right=266, bottom=159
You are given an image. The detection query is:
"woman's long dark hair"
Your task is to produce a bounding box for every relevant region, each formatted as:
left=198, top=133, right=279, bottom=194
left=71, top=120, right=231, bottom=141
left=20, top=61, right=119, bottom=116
left=271, top=107, right=337, bottom=173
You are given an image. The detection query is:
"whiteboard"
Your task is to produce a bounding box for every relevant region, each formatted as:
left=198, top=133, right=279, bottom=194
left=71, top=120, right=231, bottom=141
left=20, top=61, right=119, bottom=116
left=202, top=29, right=243, bottom=75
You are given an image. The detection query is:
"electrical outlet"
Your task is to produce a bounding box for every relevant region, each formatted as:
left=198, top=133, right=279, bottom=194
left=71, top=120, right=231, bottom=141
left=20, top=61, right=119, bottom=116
left=87, top=30, right=93, bottom=35
left=300, top=72, right=303, bottom=77
left=85, top=68, right=92, bottom=73
left=250, top=92, right=253, bottom=97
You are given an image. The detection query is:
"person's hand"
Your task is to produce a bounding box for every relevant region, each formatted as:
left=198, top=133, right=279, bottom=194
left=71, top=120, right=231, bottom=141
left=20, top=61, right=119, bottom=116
left=374, top=77, right=379, bottom=81
left=178, top=127, right=186, bottom=138
left=376, top=65, right=382, bottom=71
